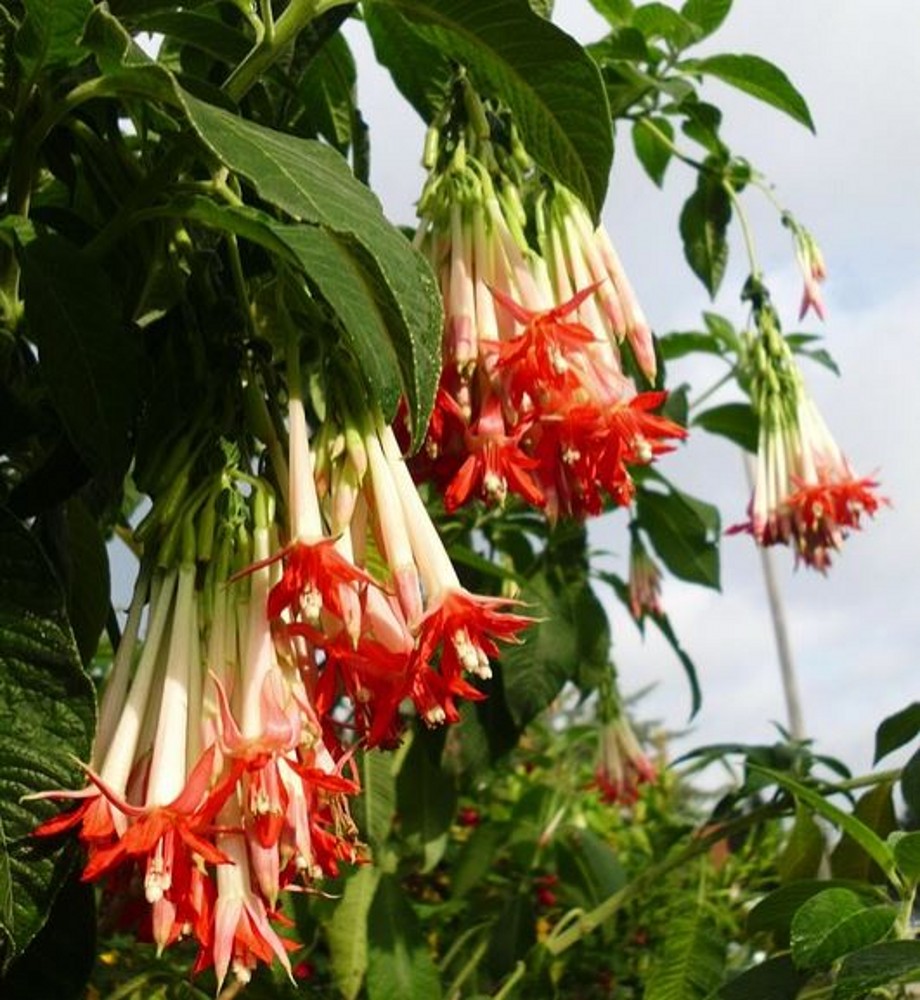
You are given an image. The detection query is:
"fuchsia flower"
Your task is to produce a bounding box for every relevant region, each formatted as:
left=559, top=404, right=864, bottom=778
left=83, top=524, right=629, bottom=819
left=413, top=146, right=685, bottom=521
left=593, top=715, right=657, bottom=807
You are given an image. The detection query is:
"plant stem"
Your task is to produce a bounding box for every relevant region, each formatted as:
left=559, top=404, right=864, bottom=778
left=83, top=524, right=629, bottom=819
left=223, top=0, right=353, bottom=102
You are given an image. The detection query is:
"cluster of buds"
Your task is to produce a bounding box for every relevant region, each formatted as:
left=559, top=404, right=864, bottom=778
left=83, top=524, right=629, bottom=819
left=731, top=297, right=883, bottom=570
left=33, top=348, right=530, bottom=988
left=410, top=85, right=685, bottom=521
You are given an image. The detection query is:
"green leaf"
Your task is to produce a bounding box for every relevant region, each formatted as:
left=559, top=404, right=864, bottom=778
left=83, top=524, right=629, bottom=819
left=587, top=0, right=635, bottom=26
left=0, top=509, right=95, bottom=967
left=20, top=237, right=141, bottom=482
left=718, top=955, right=805, bottom=1000
left=133, top=9, right=250, bottom=66
left=830, top=781, right=896, bottom=884
left=367, top=0, right=613, bottom=219
left=14, top=0, right=92, bottom=78
left=833, top=941, right=920, bottom=1000
left=693, top=402, right=758, bottom=453
left=749, top=766, right=897, bottom=886
left=874, top=702, right=920, bottom=764
left=777, top=803, right=825, bottom=882
left=396, top=732, right=456, bottom=872
left=451, top=822, right=507, bottom=899
left=0, top=876, right=95, bottom=1000
left=645, top=887, right=725, bottom=1000
left=555, top=827, right=626, bottom=909
left=635, top=480, right=720, bottom=589
left=363, top=6, right=453, bottom=121
left=684, top=53, right=815, bottom=132
left=367, top=874, right=442, bottom=1000
left=791, top=889, right=896, bottom=971
left=486, top=889, right=535, bottom=979
left=902, top=747, right=920, bottom=819
left=293, top=31, right=358, bottom=152
left=356, top=750, right=397, bottom=854
left=646, top=606, right=702, bottom=717
left=657, top=330, right=725, bottom=361
left=632, top=117, right=673, bottom=187
left=747, top=879, right=885, bottom=940
left=179, top=93, right=442, bottom=442
left=326, top=867, right=381, bottom=1000
left=268, top=224, right=408, bottom=419
left=892, top=831, right=920, bottom=882
left=681, top=0, right=732, bottom=39
left=502, top=570, right=610, bottom=727
left=679, top=167, right=731, bottom=297
left=60, top=499, right=110, bottom=666
left=632, top=3, right=699, bottom=48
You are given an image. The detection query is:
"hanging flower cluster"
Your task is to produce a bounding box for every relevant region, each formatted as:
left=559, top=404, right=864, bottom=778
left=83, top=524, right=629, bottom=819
left=592, top=678, right=657, bottom=806
left=33, top=354, right=530, bottom=989
left=410, top=89, right=685, bottom=521
left=731, top=300, right=884, bottom=570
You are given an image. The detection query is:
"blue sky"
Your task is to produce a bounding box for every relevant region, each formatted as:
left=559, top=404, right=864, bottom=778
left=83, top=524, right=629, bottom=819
left=344, top=2, right=920, bottom=777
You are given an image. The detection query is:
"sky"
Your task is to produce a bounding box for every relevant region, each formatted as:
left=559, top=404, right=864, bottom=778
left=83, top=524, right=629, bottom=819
left=342, top=2, right=920, bottom=778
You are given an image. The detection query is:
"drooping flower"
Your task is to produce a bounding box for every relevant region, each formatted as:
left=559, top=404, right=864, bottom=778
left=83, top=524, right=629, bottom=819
left=411, top=96, right=683, bottom=522
left=593, top=713, right=657, bottom=807
left=731, top=304, right=884, bottom=570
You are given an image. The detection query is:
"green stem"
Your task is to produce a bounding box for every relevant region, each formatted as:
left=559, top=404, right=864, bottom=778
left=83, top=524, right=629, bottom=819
left=688, top=366, right=740, bottom=413
left=723, top=181, right=762, bottom=282
left=491, top=961, right=526, bottom=1000
left=223, top=0, right=353, bottom=102
left=831, top=768, right=901, bottom=793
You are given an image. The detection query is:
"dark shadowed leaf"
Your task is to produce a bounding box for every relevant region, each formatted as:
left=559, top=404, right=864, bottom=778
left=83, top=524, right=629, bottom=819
left=833, top=941, right=920, bottom=1000
left=0, top=509, right=95, bottom=969
left=874, top=702, right=920, bottom=764
left=366, top=0, right=612, bottom=218
left=718, top=954, right=806, bottom=1000
left=679, top=167, right=731, bottom=297
left=20, top=237, right=141, bottom=481
left=367, top=875, right=442, bottom=1000
left=694, top=402, right=758, bottom=453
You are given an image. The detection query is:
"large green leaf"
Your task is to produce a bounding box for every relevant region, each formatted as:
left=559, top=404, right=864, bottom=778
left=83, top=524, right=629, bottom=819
left=833, top=941, right=920, bottom=1000
left=363, top=6, right=453, bottom=121
left=366, top=0, right=613, bottom=219
left=790, top=889, right=896, bottom=971
left=14, top=0, right=92, bottom=78
left=679, top=166, right=731, bottom=297
left=747, top=879, right=886, bottom=941
left=683, top=53, right=815, bottom=132
left=396, top=731, right=456, bottom=872
left=777, top=802, right=824, bottom=883
left=749, top=766, right=897, bottom=887
left=179, top=93, right=442, bottom=441
left=635, top=478, right=720, bottom=589
left=680, top=0, right=732, bottom=39
left=0, top=509, right=95, bottom=969
left=645, top=885, right=725, bottom=1000
left=20, top=237, right=141, bottom=482
left=829, top=781, right=896, bottom=884
left=718, top=955, right=805, bottom=1000
left=326, top=867, right=381, bottom=1000
left=693, top=402, right=758, bottom=453
left=501, top=569, right=609, bottom=727
left=367, top=874, right=442, bottom=1000
left=1, top=876, right=95, bottom=1000
left=356, top=750, right=397, bottom=854
left=60, top=499, right=110, bottom=666
left=874, top=701, right=920, bottom=764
